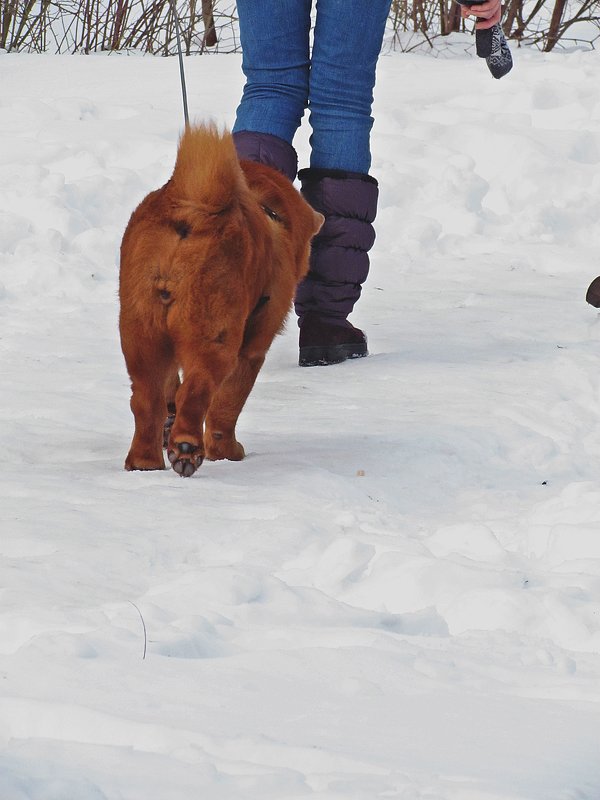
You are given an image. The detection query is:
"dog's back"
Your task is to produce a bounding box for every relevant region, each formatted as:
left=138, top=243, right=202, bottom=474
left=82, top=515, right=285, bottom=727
left=119, top=124, right=322, bottom=476
left=121, top=126, right=253, bottom=332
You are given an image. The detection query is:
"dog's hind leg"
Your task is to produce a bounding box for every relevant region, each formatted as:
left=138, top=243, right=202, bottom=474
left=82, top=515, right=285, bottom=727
left=203, top=353, right=265, bottom=461
left=204, top=304, right=288, bottom=461
left=122, top=337, right=174, bottom=471
left=167, top=343, right=241, bottom=477
left=204, top=297, right=295, bottom=461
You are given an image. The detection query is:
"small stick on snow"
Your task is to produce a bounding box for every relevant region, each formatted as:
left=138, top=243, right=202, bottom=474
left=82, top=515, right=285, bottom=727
left=129, top=601, right=147, bottom=660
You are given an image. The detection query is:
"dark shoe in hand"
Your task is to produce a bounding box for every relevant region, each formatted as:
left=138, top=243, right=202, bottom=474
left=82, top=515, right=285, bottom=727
left=299, top=312, right=368, bottom=367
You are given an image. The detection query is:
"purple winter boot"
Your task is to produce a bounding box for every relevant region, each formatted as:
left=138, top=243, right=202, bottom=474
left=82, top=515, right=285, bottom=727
left=295, top=168, right=378, bottom=366
left=232, top=130, right=298, bottom=182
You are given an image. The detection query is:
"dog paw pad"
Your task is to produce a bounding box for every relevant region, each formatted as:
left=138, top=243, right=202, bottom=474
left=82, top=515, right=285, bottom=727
left=167, top=441, right=203, bottom=477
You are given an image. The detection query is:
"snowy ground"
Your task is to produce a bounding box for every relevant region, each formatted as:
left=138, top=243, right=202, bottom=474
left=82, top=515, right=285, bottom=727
left=1, top=43, right=600, bottom=800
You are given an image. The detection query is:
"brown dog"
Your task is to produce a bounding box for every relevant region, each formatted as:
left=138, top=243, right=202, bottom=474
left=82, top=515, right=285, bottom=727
left=119, top=124, right=323, bottom=477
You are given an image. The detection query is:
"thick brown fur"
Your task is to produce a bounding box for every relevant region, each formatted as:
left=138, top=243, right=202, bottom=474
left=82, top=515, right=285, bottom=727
left=119, top=124, right=323, bottom=476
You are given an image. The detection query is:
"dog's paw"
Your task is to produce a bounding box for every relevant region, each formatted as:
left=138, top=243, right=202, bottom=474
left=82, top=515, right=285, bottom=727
left=167, top=441, right=204, bottom=477
left=124, top=452, right=165, bottom=471
left=204, top=432, right=245, bottom=462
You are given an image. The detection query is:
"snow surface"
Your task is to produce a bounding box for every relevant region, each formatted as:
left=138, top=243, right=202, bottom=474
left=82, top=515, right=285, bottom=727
left=1, top=44, right=600, bottom=800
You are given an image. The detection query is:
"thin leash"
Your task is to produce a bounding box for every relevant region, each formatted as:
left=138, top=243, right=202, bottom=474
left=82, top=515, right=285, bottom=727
left=167, top=0, right=190, bottom=128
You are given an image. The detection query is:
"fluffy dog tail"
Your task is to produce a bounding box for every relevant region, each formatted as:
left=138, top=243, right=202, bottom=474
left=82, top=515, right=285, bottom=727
left=170, top=123, right=247, bottom=214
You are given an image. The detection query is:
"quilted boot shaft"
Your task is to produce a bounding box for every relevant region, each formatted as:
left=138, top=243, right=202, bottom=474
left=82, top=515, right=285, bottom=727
left=232, top=130, right=298, bottom=182
left=294, top=168, right=378, bottom=321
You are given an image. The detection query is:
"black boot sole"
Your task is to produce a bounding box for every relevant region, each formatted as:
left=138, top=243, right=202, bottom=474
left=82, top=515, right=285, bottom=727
left=299, top=342, right=368, bottom=367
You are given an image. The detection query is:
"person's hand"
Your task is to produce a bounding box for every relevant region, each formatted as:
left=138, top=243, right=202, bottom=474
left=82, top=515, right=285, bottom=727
left=460, top=0, right=502, bottom=30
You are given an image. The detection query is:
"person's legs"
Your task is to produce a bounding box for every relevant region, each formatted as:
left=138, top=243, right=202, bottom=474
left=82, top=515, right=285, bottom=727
left=308, top=0, right=391, bottom=173
left=233, top=0, right=312, bottom=179
left=295, top=0, right=391, bottom=365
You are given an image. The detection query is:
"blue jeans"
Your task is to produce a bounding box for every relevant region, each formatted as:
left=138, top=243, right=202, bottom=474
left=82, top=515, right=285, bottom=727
left=233, top=0, right=392, bottom=174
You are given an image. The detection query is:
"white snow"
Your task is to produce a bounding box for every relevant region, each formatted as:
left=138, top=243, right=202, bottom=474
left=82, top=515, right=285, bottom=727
left=1, top=43, right=600, bottom=799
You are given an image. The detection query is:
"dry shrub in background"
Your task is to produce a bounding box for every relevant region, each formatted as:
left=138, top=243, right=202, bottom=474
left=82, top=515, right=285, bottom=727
left=388, top=0, right=600, bottom=51
left=0, top=0, right=236, bottom=52
left=0, top=0, right=598, bottom=54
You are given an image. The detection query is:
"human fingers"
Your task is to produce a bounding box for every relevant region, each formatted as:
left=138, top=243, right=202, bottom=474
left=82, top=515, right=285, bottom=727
left=461, top=0, right=502, bottom=27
